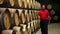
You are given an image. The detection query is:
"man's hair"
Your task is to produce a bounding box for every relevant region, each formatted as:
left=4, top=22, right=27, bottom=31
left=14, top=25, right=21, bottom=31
left=42, top=5, right=45, bottom=7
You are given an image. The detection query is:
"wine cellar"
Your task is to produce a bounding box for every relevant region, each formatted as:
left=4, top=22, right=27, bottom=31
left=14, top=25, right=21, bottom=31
left=0, top=0, right=60, bottom=34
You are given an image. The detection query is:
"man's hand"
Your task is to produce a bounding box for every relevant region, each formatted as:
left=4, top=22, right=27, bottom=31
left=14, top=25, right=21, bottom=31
left=38, top=19, right=40, bottom=26
left=48, top=16, right=50, bottom=24
left=49, top=20, right=50, bottom=24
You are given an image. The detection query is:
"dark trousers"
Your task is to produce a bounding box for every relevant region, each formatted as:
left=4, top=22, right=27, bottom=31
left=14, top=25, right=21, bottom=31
left=0, top=31, right=2, bottom=34
left=40, top=20, right=48, bottom=34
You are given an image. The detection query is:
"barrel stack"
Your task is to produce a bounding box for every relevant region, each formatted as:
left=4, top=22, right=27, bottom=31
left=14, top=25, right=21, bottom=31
left=0, top=0, right=41, bottom=34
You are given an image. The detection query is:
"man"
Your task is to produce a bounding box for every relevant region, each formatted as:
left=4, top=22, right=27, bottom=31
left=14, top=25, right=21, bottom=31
left=38, top=5, right=50, bottom=34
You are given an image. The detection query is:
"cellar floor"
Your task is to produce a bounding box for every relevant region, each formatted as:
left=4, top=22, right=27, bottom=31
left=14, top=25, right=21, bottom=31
left=36, top=23, right=60, bottom=34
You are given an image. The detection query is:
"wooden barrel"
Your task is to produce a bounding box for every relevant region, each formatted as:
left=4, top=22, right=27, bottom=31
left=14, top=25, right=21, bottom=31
left=29, top=10, right=31, bottom=19
left=2, top=30, right=13, bottom=34
left=9, top=0, right=15, bottom=7
left=31, top=0, right=34, bottom=9
left=50, top=10, right=55, bottom=15
left=35, top=1, right=36, bottom=9
left=24, top=0, right=28, bottom=8
left=27, top=0, right=31, bottom=9
left=27, top=23, right=31, bottom=34
left=18, top=0, right=23, bottom=8
left=35, top=1, right=39, bottom=9
left=22, top=10, right=25, bottom=24
left=13, top=0, right=20, bottom=8
left=47, top=4, right=52, bottom=9
left=0, top=8, right=11, bottom=31
left=13, top=26, right=22, bottom=34
left=37, top=2, right=41, bottom=9
left=8, top=8, right=19, bottom=28
left=0, top=0, right=4, bottom=5
left=13, top=10, right=20, bottom=26
left=21, top=25, right=28, bottom=34
left=54, top=16, right=58, bottom=21
left=18, top=9, right=22, bottom=24
left=8, top=8, right=15, bottom=28
left=19, top=10, right=27, bottom=24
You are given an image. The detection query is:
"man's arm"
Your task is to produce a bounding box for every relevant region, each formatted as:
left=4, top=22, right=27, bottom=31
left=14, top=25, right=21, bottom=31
left=47, top=10, right=50, bottom=23
left=38, top=16, right=40, bottom=22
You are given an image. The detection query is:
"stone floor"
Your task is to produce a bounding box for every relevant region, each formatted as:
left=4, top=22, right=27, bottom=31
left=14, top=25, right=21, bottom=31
left=36, top=23, right=60, bottom=34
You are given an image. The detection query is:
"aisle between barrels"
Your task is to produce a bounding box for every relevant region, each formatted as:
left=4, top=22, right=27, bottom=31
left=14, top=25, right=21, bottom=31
left=36, top=23, right=60, bottom=34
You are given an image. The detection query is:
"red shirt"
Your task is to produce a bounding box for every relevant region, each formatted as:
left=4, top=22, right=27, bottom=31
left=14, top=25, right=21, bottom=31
left=38, top=9, right=50, bottom=20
